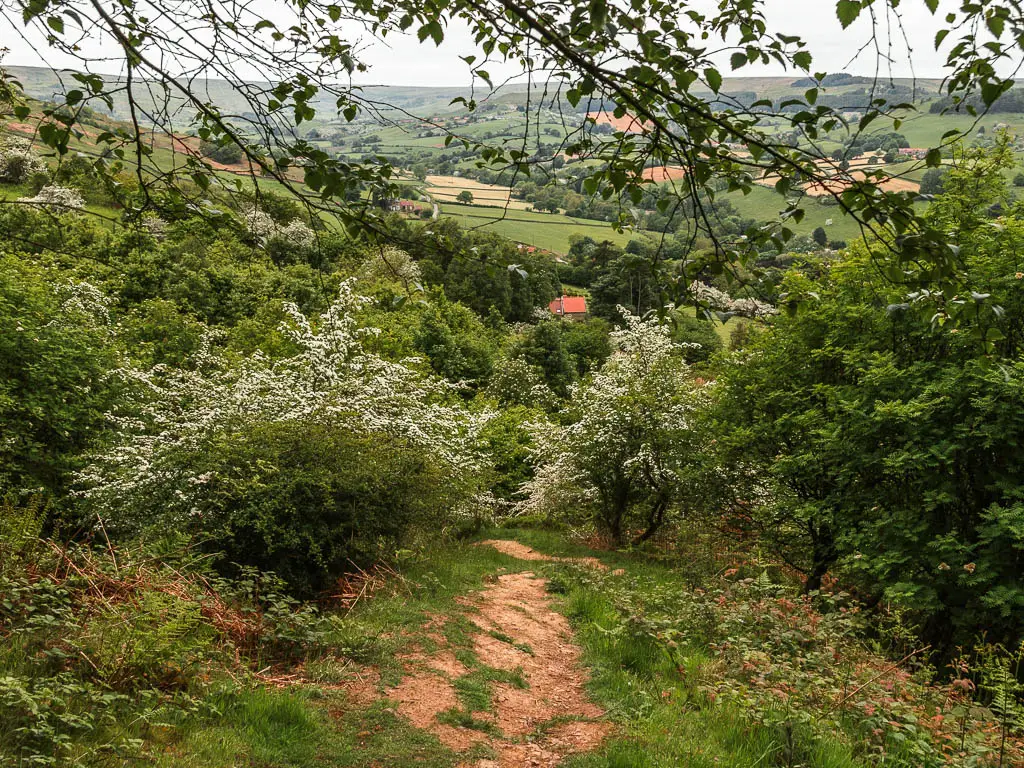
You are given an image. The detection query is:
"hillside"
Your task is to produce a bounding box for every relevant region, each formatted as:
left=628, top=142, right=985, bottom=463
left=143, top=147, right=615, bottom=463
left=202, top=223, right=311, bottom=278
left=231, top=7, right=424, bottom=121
left=5, top=3, right=1024, bottom=766
left=7, top=65, right=947, bottom=122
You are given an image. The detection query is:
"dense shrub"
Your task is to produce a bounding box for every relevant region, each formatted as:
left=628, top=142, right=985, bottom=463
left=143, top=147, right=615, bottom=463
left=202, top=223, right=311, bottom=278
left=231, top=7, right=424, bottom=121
left=198, top=421, right=450, bottom=594
left=0, top=257, right=120, bottom=502
left=670, top=313, right=724, bottom=364
left=713, top=144, right=1024, bottom=652
left=200, top=138, right=244, bottom=164
left=0, top=136, right=46, bottom=182
left=79, top=282, right=485, bottom=593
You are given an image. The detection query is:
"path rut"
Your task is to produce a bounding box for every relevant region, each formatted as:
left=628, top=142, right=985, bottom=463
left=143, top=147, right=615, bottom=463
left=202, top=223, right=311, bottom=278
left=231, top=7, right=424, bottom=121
left=386, top=541, right=611, bottom=767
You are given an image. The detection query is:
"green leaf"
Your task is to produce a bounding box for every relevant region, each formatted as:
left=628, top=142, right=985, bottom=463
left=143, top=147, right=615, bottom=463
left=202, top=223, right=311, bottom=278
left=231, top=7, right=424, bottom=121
left=836, top=0, right=862, bottom=29
left=925, top=148, right=941, bottom=167
left=981, top=79, right=1007, bottom=107
left=986, top=14, right=1005, bottom=38
left=730, top=52, right=747, bottom=70
left=705, top=68, right=722, bottom=93
left=793, top=51, right=812, bottom=70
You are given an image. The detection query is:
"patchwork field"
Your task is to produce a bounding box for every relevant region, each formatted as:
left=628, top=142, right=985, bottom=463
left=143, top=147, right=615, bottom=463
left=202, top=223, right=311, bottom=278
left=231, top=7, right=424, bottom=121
left=643, top=165, right=687, bottom=182
left=425, top=175, right=534, bottom=210
left=439, top=201, right=634, bottom=252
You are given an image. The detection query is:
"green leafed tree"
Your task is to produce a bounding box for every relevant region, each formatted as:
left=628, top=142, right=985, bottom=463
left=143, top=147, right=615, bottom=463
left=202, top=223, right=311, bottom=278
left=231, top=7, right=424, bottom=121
left=0, top=257, right=121, bottom=503
left=713, top=143, right=1024, bottom=651
left=3, top=1, right=1023, bottom=300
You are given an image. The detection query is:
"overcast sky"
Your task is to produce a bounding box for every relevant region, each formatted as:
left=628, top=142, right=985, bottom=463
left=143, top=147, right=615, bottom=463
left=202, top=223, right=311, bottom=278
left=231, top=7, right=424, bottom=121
left=0, top=0, right=998, bottom=87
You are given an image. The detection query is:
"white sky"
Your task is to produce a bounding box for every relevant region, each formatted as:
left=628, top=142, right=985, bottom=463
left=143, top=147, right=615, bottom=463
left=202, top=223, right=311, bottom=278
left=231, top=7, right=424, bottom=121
left=0, top=0, right=1000, bottom=87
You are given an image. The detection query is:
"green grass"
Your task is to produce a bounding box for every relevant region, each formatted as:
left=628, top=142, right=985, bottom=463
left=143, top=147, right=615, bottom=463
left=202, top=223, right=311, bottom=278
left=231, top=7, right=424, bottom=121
left=11, top=527, right=998, bottom=766
left=676, top=304, right=743, bottom=346
left=439, top=201, right=635, bottom=252
left=727, top=185, right=868, bottom=242
left=156, top=688, right=467, bottom=768
left=147, top=538, right=533, bottom=767
left=880, top=111, right=1024, bottom=149
left=551, top=566, right=864, bottom=768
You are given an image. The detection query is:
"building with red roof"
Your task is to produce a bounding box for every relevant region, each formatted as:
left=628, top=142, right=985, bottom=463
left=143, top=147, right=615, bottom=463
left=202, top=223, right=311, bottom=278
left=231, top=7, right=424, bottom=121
left=548, top=295, right=588, bottom=318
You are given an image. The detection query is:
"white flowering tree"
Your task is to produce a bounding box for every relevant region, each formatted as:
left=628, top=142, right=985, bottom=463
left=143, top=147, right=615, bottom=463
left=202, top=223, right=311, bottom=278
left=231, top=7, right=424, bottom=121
left=79, top=281, right=488, bottom=543
left=18, top=184, right=84, bottom=213
left=690, top=280, right=777, bottom=320
left=244, top=205, right=315, bottom=249
left=358, top=246, right=422, bottom=294
left=521, top=308, right=708, bottom=544
left=0, top=136, right=46, bottom=183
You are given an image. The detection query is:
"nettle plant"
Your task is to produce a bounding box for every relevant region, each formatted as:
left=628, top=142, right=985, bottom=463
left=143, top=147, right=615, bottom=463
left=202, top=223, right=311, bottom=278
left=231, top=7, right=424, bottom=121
left=78, top=280, right=489, bottom=537
left=521, top=309, right=709, bottom=543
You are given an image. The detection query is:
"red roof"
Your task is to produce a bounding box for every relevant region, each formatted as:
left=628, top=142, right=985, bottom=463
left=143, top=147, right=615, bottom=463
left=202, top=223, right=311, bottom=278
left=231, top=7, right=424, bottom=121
left=549, top=296, right=587, bottom=315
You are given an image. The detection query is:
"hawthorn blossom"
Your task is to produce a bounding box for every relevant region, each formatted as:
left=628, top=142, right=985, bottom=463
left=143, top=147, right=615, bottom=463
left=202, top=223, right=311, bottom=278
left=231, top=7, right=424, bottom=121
left=244, top=205, right=315, bottom=249
left=520, top=308, right=710, bottom=540
left=140, top=215, right=169, bottom=241
left=358, top=246, right=422, bottom=289
left=276, top=218, right=315, bottom=248
left=690, top=280, right=777, bottom=318
left=19, top=184, right=84, bottom=212
left=0, top=136, right=46, bottom=183
left=78, top=280, right=490, bottom=530
left=486, top=356, right=556, bottom=409
left=56, top=280, right=112, bottom=329
left=244, top=206, right=277, bottom=241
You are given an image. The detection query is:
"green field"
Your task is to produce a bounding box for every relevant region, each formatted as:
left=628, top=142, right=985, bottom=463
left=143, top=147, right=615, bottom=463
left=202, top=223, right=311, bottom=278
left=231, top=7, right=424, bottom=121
left=11, top=65, right=1024, bottom=254
left=881, top=110, right=1024, bottom=148
left=728, top=185, right=867, bottom=242
left=439, top=201, right=635, bottom=252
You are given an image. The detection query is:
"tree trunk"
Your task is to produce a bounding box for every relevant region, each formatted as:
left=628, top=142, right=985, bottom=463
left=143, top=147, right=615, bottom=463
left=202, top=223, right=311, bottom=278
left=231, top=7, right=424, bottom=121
left=603, top=474, right=631, bottom=544
left=803, top=523, right=837, bottom=594
left=633, top=497, right=668, bottom=545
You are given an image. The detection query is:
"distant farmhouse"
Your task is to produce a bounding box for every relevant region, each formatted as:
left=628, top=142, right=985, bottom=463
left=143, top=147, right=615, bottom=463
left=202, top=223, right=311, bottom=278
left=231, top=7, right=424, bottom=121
left=548, top=295, right=588, bottom=318
left=381, top=198, right=423, bottom=214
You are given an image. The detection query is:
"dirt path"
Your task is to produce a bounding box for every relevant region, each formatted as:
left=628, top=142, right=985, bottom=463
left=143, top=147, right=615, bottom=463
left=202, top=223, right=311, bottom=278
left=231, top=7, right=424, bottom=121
left=478, top=539, right=609, bottom=571
left=386, top=542, right=611, bottom=767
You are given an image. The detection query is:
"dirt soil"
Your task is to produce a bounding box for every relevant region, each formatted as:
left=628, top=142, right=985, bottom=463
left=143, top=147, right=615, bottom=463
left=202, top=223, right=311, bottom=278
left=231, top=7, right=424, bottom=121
left=642, top=165, right=687, bottom=182
left=478, top=539, right=609, bottom=571
left=384, top=542, right=612, bottom=767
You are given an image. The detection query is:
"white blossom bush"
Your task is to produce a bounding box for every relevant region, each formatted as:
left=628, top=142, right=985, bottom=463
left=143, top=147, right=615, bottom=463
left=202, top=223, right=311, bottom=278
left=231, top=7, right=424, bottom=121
left=18, top=184, right=84, bottom=213
left=55, top=280, right=113, bottom=331
left=78, top=281, right=490, bottom=586
left=140, top=215, right=169, bottom=241
left=243, top=206, right=277, bottom=242
left=520, top=308, right=710, bottom=543
left=275, top=218, right=315, bottom=249
left=486, top=356, right=557, bottom=410
left=358, top=246, right=422, bottom=290
left=0, top=136, right=46, bottom=183
left=243, top=205, right=315, bottom=250
left=690, top=280, right=777, bottom=319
